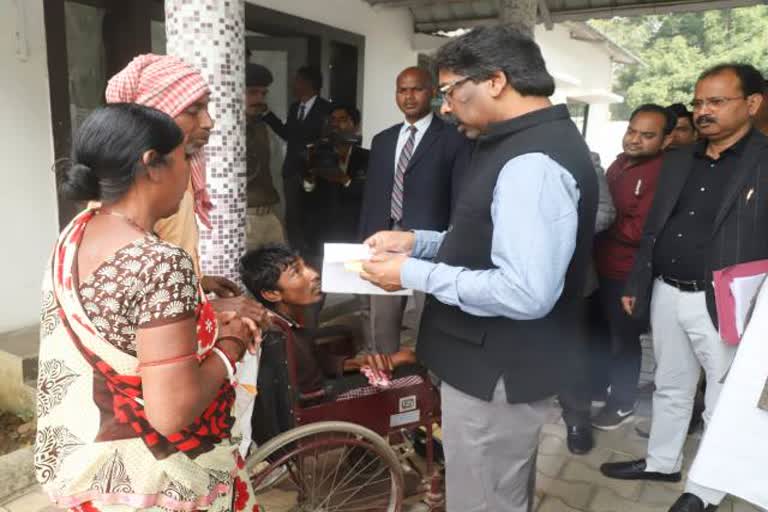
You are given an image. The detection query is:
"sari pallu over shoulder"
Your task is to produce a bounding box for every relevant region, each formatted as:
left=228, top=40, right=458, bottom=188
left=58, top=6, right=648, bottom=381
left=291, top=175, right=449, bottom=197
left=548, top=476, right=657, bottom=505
left=35, top=209, right=244, bottom=511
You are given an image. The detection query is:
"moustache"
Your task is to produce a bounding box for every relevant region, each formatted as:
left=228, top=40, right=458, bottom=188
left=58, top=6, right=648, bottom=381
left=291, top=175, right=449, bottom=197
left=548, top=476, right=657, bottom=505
left=695, top=115, right=717, bottom=126
left=441, top=113, right=460, bottom=126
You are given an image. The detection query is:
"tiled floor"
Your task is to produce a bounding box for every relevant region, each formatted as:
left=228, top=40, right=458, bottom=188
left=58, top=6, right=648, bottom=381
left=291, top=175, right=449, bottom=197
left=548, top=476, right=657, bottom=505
left=7, top=409, right=764, bottom=512
left=4, top=323, right=763, bottom=511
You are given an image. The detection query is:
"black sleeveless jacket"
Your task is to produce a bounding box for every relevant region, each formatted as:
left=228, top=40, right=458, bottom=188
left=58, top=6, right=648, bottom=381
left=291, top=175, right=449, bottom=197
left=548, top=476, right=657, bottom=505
left=416, top=105, right=598, bottom=404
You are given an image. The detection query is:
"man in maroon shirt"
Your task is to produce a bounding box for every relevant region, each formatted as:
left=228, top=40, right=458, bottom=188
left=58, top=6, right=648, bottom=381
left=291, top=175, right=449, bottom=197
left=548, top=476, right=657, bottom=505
left=591, top=104, right=675, bottom=430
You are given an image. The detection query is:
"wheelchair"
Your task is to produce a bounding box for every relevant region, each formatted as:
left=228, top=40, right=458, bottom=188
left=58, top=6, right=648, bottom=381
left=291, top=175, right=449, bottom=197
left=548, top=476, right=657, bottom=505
left=245, top=316, right=443, bottom=511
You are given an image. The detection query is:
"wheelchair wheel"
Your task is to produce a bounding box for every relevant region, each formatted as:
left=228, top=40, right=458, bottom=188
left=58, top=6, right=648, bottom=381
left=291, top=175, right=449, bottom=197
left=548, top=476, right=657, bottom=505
left=246, top=421, right=404, bottom=512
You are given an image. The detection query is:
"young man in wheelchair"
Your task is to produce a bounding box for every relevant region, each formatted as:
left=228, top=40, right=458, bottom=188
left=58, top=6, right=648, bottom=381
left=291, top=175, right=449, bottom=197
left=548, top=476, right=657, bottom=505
left=241, top=243, right=419, bottom=441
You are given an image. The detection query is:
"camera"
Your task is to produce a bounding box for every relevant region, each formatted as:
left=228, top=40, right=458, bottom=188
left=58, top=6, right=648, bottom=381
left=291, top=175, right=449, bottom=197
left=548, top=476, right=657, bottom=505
left=304, top=131, right=362, bottom=176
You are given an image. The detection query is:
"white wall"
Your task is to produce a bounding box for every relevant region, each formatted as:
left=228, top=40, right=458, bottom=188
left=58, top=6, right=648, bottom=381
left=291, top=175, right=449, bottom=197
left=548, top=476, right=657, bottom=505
left=246, top=0, right=418, bottom=146
left=536, top=24, right=614, bottom=93
left=535, top=25, right=621, bottom=166
left=0, top=0, right=58, bottom=331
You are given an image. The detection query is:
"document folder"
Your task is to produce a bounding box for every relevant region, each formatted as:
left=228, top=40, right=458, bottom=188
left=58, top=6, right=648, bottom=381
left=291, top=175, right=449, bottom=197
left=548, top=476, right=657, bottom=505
left=713, top=259, right=768, bottom=345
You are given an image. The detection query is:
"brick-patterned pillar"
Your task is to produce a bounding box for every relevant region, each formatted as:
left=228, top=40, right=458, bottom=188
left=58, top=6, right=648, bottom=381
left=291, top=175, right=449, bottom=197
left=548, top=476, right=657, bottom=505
left=499, top=0, right=538, bottom=38
left=165, top=0, right=246, bottom=283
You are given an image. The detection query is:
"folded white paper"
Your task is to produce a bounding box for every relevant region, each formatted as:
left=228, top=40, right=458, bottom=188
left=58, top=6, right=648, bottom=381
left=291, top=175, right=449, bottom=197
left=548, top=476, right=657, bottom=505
left=730, top=273, right=768, bottom=337
left=322, top=243, right=412, bottom=296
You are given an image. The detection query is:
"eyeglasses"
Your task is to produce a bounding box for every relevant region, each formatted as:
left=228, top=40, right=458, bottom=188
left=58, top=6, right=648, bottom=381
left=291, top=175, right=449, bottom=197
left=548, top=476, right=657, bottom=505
left=438, top=76, right=476, bottom=106
left=689, top=96, right=746, bottom=110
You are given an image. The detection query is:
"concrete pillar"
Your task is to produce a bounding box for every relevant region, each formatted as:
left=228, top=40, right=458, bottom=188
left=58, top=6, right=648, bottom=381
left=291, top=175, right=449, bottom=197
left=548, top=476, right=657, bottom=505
left=498, top=0, right=538, bottom=37
left=165, top=0, right=246, bottom=283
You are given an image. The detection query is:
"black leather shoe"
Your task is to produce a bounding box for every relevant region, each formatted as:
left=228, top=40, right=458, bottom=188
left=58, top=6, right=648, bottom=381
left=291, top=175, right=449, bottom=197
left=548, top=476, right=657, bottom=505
left=668, top=493, right=718, bottom=512
left=566, top=424, right=593, bottom=455
left=600, top=459, right=682, bottom=482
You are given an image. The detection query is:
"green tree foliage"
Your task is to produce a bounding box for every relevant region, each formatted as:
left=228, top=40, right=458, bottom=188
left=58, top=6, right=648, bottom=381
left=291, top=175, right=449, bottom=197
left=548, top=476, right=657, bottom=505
left=590, top=5, right=768, bottom=120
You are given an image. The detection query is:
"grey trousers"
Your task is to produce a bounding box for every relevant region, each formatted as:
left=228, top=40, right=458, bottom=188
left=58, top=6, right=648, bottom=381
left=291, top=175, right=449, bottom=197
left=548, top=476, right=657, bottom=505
left=441, top=379, right=555, bottom=512
left=359, top=292, right=425, bottom=354
left=646, top=279, right=736, bottom=486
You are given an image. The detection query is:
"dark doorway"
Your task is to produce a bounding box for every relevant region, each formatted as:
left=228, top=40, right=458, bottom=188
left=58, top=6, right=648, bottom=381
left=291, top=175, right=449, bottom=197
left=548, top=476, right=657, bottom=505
left=329, top=42, right=358, bottom=106
left=44, top=0, right=161, bottom=228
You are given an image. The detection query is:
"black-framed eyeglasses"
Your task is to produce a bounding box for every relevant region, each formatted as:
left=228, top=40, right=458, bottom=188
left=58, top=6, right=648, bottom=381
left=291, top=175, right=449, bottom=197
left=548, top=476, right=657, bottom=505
left=689, top=96, right=747, bottom=110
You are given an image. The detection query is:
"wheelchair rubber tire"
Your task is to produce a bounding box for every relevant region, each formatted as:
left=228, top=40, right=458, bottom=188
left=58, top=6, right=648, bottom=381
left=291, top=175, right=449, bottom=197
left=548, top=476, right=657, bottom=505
left=246, top=420, right=404, bottom=512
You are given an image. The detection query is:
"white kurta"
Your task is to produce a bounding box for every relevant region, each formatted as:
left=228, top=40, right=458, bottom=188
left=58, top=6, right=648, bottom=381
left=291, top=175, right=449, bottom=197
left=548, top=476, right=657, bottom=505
left=688, top=285, right=768, bottom=510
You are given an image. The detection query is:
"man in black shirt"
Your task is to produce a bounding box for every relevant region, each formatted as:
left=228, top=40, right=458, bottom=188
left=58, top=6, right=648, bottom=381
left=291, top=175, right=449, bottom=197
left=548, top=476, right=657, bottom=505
left=601, top=64, right=768, bottom=512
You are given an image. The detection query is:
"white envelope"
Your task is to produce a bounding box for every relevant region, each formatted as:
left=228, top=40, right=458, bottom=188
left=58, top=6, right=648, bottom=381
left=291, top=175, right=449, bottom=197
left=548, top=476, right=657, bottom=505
left=321, top=243, right=412, bottom=296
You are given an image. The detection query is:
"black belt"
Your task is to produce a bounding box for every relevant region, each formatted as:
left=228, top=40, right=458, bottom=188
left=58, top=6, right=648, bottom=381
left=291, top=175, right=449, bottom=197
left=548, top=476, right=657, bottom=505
left=660, top=276, right=708, bottom=293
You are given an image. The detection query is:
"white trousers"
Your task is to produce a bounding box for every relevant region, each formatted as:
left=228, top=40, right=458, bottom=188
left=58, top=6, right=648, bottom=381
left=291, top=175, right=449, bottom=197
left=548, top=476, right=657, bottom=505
left=645, top=279, right=736, bottom=504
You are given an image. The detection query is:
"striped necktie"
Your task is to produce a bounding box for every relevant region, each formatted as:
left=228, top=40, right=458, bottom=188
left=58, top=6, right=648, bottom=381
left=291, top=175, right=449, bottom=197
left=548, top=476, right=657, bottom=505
left=391, top=125, right=417, bottom=224
left=298, top=103, right=306, bottom=121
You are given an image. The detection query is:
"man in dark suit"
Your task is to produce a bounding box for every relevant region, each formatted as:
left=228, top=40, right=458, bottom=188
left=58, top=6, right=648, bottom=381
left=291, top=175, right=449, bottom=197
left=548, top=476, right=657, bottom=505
left=600, top=64, right=768, bottom=512
left=305, top=104, right=369, bottom=246
left=358, top=66, right=471, bottom=353
left=263, top=66, right=333, bottom=255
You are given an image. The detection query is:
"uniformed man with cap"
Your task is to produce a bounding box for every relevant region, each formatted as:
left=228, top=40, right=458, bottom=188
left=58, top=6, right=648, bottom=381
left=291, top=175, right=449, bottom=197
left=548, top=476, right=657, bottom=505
left=245, top=63, right=285, bottom=250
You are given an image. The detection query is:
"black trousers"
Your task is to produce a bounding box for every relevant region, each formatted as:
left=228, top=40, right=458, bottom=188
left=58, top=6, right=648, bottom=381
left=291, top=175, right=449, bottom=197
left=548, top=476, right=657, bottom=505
left=560, top=290, right=609, bottom=426
left=283, top=174, right=307, bottom=254
left=596, top=276, right=649, bottom=409
left=561, top=277, right=650, bottom=426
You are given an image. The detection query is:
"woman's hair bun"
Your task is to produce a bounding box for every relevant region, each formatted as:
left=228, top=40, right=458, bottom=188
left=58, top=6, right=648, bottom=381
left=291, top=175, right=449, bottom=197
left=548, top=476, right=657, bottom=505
left=59, top=161, right=101, bottom=201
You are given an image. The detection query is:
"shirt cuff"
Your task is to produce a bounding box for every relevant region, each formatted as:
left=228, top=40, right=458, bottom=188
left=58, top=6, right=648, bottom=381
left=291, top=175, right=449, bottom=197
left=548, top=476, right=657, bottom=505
left=401, top=257, right=436, bottom=293
left=411, top=230, right=444, bottom=259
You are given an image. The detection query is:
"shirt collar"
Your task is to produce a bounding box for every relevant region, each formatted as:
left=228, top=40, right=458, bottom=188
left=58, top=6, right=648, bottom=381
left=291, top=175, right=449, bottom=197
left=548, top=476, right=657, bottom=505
left=401, top=112, right=433, bottom=135
left=479, top=104, right=570, bottom=143
left=615, top=152, right=663, bottom=169
left=301, top=95, right=318, bottom=113
left=693, top=128, right=754, bottom=159
left=267, top=307, right=300, bottom=329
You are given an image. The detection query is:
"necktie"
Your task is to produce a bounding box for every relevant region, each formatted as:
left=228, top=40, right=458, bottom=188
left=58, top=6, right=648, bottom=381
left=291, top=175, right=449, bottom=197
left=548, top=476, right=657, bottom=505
left=298, top=103, right=306, bottom=122
left=391, top=125, right=417, bottom=223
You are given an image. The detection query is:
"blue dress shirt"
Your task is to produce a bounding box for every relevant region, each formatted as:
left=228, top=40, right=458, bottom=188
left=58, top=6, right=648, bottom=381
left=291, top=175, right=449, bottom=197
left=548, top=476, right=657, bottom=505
left=400, top=152, right=580, bottom=320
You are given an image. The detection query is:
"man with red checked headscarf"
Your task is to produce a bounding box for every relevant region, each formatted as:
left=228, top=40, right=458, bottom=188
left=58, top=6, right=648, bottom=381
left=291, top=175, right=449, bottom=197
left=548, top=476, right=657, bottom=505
left=104, top=54, right=268, bottom=322
left=106, top=55, right=213, bottom=276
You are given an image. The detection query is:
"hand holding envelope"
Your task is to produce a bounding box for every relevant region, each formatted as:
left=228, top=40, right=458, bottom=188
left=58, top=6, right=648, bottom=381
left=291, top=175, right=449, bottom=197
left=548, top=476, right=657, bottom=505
left=357, top=230, right=417, bottom=292
left=321, top=242, right=412, bottom=296
left=364, top=230, right=416, bottom=256
left=360, top=252, right=409, bottom=292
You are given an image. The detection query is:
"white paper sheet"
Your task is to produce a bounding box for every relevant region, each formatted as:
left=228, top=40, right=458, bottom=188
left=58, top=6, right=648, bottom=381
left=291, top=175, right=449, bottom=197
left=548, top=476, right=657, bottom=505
left=233, top=349, right=260, bottom=458
left=730, top=273, right=767, bottom=336
left=321, top=243, right=412, bottom=296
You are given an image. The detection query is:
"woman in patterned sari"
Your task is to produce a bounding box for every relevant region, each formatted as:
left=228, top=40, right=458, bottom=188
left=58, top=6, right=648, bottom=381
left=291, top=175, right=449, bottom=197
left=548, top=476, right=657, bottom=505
left=37, top=103, right=262, bottom=511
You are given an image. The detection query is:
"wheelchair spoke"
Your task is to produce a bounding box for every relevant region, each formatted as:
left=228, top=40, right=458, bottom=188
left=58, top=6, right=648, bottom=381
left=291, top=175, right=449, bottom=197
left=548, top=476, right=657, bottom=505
left=317, top=446, right=389, bottom=510
left=247, top=424, right=404, bottom=512
left=326, top=481, right=393, bottom=511
left=321, top=443, right=376, bottom=504
left=323, top=466, right=391, bottom=511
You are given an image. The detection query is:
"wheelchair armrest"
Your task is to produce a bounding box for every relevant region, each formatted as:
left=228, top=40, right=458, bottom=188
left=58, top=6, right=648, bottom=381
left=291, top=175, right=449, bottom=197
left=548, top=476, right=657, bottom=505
left=299, top=388, right=327, bottom=401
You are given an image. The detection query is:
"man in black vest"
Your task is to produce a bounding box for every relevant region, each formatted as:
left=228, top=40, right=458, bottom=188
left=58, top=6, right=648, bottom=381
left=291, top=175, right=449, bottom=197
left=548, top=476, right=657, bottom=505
left=361, top=26, right=597, bottom=512
left=601, top=64, right=768, bottom=512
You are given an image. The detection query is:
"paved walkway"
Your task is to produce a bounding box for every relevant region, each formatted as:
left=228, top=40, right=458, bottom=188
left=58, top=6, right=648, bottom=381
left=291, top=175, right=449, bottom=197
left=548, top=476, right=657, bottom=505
left=4, top=325, right=762, bottom=512
left=5, top=410, right=763, bottom=512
